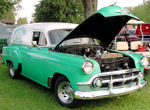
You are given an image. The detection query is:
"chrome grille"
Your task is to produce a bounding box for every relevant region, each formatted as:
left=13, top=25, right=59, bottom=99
left=77, top=68, right=145, bottom=95
left=99, top=71, right=140, bottom=89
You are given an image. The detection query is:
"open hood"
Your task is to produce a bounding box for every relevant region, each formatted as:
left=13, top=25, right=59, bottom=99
left=54, top=6, right=139, bottom=49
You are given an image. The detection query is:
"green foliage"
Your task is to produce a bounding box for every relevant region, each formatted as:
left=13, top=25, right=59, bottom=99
left=127, top=1, right=150, bottom=22
left=17, top=17, right=28, bottom=25
left=0, top=0, right=21, bottom=22
left=34, top=0, right=84, bottom=23
left=0, top=0, right=14, bottom=19
left=1, top=10, right=16, bottom=22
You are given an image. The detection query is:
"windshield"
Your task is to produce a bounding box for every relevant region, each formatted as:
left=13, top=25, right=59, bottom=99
left=61, top=38, right=99, bottom=46
left=129, top=30, right=135, bottom=35
left=49, top=29, right=71, bottom=45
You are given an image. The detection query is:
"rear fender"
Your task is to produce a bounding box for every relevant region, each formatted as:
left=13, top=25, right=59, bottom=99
left=3, top=46, right=22, bottom=70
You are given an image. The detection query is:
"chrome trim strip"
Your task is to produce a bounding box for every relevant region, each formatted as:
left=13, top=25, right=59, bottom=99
left=102, top=75, right=139, bottom=83
left=10, top=43, right=31, bottom=46
left=47, top=76, right=52, bottom=87
left=78, top=68, right=140, bottom=85
left=74, top=81, right=147, bottom=100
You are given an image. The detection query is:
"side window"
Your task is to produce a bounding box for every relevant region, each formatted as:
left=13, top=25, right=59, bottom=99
left=33, top=31, right=47, bottom=46
left=39, top=32, right=47, bottom=46
left=33, top=32, right=40, bottom=45
left=11, top=27, right=26, bottom=44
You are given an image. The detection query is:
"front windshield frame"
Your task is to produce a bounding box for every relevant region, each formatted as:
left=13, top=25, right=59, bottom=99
left=48, top=29, right=73, bottom=46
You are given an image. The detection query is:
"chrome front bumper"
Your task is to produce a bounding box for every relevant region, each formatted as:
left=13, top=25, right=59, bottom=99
left=74, top=68, right=147, bottom=100
left=74, top=81, right=147, bottom=99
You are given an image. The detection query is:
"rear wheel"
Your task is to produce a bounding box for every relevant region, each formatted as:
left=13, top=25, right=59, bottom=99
left=8, top=63, right=20, bottom=78
left=54, top=77, right=77, bottom=108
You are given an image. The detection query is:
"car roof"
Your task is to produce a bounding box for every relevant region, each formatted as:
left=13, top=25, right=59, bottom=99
left=20, top=22, right=78, bottom=31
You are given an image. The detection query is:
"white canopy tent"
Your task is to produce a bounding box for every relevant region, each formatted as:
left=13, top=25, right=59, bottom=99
left=127, top=19, right=144, bottom=25
left=127, top=19, right=145, bottom=45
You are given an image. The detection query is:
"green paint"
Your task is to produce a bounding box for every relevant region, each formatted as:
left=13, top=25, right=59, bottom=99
left=96, top=6, right=139, bottom=20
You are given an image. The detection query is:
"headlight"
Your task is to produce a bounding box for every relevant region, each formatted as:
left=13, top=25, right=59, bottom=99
left=140, top=57, right=149, bottom=68
left=82, top=60, right=94, bottom=74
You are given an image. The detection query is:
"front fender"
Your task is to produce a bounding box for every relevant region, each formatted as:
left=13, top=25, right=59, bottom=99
left=110, top=50, right=144, bottom=73
left=46, top=52, right=100, bottom=91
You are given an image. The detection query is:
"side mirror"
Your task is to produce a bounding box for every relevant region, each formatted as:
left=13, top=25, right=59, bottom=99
left=32, top=41, right=40, bottom=49
left=48, top=48, right=52, bottom=53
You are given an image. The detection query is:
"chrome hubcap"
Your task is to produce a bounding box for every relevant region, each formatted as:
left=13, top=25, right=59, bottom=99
left=9, top=65, right=15, bottom=77
left=58, top=81, right=74, bottom=104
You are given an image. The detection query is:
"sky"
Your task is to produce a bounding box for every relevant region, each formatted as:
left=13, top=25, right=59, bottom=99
left=16, top=0, right=145, bottom=23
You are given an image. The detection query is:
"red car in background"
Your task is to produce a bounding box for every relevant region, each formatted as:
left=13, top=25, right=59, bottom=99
left=136, top=23, right=150, bottom=36
left=135, top=23, right=150, bottom=39
left=119, top=25, right=140, bottom=41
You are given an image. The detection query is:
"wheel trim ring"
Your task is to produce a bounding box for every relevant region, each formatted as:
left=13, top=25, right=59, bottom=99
left=9, top=65, right=15, bottom=77
left=57, top=81, right=74, bottom=104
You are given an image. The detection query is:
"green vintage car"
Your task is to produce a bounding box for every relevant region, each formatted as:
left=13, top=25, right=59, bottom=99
left=2, top=6, right=148, bottom=108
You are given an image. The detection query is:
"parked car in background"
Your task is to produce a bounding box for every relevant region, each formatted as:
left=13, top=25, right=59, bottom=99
left=0, top=39, right=7, bottom=53
left=2, top=6, right=148, bottom=108
left=0, top=24, right=17, bottom=53
left=0, top=24, right=17, bottom=43
left=135, top=23, right=150, bottom=45
left=119, top=25, right=140, bottom=41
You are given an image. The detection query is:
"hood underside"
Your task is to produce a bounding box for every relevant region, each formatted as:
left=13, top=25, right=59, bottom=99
left=54, top=6, right=139, bottom=49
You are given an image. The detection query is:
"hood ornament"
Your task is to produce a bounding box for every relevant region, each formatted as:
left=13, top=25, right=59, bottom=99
left=112, top=1, right=117, bottom=6
left=114, top=10, right=129, bottom=14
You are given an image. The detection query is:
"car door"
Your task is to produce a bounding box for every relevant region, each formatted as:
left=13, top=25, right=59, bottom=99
left=22, top=30, right=48, bottom=85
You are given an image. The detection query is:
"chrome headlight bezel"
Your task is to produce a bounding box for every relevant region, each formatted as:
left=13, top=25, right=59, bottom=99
left=93, top=78, right=102, bottom=88
left=81, top=60, right=94, bottom=74
left=140, top=57, right=149, bottom=68
left=139, top=73, right=144, bottom=80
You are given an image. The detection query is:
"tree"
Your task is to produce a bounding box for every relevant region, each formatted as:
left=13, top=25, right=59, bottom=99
left=81, top=0, right=98, bottom=18
left=1, top=10, right=16, bottom=23
left=17, top=17, right=28, bottom=25
left=127, top=1, right=150, bottom=22
left=0, top=0, right=22, bottom=22
left=0, top=0, right=14, bottom=19
left=34, top=0, right=84, bottom=23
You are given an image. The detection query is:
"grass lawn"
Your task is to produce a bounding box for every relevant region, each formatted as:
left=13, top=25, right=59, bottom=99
left=0, top=57, right=150, bottom=110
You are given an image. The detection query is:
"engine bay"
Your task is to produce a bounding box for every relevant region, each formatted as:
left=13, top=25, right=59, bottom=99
left=56, top=43, right=135, bottom=72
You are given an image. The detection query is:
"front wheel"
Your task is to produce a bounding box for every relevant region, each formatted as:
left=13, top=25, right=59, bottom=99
left=54, top=77, right=77, bottom=108
left=8, top=63, right=20, bottom=78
